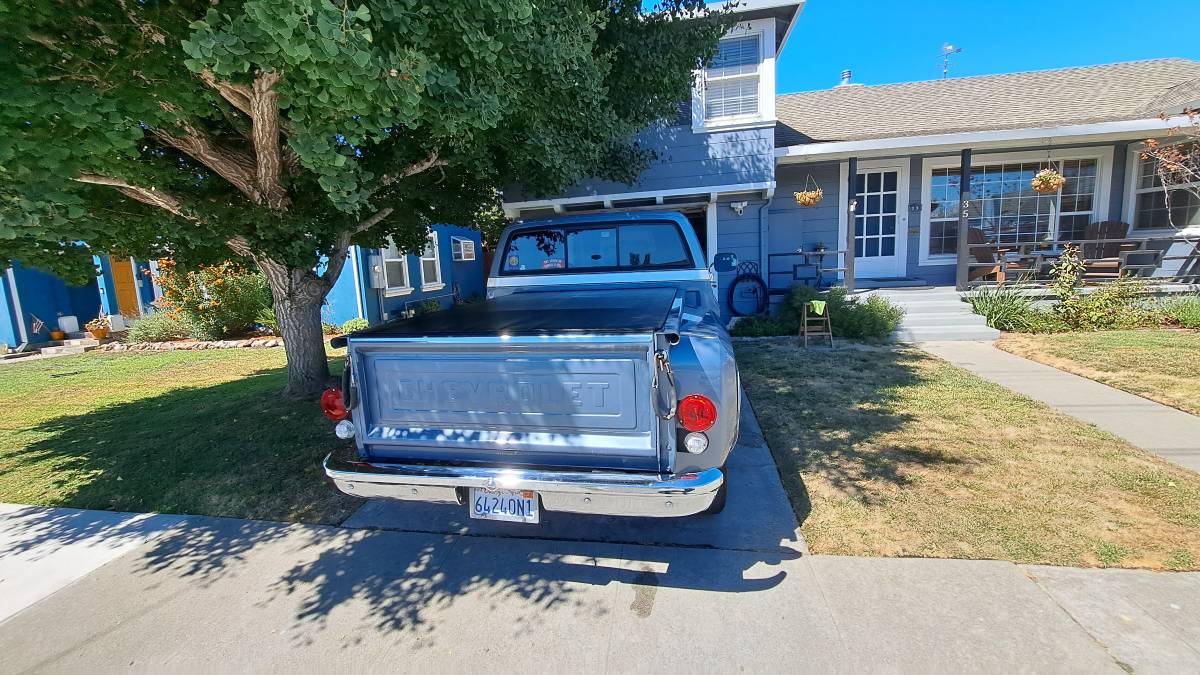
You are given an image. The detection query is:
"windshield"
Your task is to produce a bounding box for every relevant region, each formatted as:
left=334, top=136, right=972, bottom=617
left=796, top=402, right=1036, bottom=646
left=500, top=221, right=694, bottom=275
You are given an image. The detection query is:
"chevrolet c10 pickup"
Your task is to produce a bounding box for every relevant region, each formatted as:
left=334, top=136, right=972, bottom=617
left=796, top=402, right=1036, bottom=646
left=321, top=211, right=740, bottom=524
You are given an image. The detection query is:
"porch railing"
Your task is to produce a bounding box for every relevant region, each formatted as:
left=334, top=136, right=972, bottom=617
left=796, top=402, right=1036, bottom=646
left=962, top=235, right=1200, bottom=287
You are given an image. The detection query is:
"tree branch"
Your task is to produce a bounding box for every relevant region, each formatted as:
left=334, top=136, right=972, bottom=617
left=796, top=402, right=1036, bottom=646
left=355, top=207, right=395, bottom=233
left=248, top=71, right=289, bottom=210
left=74, top=174, right=197, bottom=221
left=151, top=123, right=259, bottom=199
left=199, top=69, right=253, bottom=116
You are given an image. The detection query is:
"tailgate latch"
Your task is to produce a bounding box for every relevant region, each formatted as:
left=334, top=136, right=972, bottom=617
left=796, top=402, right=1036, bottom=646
left=652, top=349, right=677, bottom=421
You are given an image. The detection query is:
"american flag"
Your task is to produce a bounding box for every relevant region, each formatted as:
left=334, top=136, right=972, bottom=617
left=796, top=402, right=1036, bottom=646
left=29, top=314, right=45, bottom=335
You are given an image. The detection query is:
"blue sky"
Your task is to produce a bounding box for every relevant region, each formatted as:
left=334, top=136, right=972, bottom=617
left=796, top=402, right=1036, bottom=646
left=776, top=0, right=1200, bottom=93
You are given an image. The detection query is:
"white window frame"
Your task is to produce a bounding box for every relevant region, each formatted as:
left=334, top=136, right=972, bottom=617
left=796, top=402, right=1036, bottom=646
left=691, top=18, right=776, bottom=134
left=451, top=235, right=476, bottom=261
left=918, top=147, right=1113, bottom=266
left=1123, top=141, right=1200, bottom=236
left=420, top=231, right=445, bottom=291
left=381, top=239, right=412, bottom=297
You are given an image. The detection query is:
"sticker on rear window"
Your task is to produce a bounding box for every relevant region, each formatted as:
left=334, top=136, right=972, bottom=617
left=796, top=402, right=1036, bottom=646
left=507, top=255, right=520, bottom=269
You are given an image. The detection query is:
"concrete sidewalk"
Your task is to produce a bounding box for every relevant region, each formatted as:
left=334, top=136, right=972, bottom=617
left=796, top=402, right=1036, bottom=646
left=2, top=504, right=1198, bottom=673
left=922, top=340, right=1200, bottom=473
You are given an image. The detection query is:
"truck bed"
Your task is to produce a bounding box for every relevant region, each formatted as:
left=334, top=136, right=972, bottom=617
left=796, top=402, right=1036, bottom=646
left=339, top=287, right=679, bottom=340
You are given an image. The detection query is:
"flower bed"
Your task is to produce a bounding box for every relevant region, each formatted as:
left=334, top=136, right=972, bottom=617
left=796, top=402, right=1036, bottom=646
left=101, top=338, right=283, bottom=352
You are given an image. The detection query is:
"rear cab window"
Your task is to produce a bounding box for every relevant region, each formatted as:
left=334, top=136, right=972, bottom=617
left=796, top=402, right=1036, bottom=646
left=501, top=221, right=694, bottom=275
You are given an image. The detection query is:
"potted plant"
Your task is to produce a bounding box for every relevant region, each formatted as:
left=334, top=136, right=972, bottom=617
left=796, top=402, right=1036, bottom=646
left=1031, top=167, right=1066, bottom=194
left=86, top=315, right=110, bottom=339
left=48, top=329, right=66, bottom=341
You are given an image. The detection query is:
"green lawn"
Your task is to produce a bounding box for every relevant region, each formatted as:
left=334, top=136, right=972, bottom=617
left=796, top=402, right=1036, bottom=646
left=737, top=341, right=1200, bottom=570
left=0, top=348, right=360, bottom=524
left=998, top=329, right=1200, bottom=416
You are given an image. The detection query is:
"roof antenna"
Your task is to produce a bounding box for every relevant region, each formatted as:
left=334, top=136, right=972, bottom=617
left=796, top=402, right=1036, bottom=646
left=941, top=43, right=963, bottom=79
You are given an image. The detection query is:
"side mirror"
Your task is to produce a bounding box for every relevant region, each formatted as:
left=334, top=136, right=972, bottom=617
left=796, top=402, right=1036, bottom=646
left=712, top=252, right=738, bottom=273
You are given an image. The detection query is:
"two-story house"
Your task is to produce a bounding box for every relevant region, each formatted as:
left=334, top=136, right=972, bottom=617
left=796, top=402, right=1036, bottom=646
left=501, top=0, right=1200, bottom=321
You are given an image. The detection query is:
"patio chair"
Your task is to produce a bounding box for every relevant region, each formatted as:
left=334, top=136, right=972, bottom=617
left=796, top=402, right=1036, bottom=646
left=967, top=228, right=1038, bottom=283
left=1080, top=220, right=1134, bottom=281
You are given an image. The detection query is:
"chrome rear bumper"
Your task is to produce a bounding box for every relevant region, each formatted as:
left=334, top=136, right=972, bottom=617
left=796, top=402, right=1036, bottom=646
left=323, top=453, right=723, bottom=518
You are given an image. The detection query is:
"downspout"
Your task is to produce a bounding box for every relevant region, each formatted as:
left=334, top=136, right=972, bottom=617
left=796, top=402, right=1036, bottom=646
left=758, top=188, right=774, bottom=286
left=5, top=267, right=29, bottom=344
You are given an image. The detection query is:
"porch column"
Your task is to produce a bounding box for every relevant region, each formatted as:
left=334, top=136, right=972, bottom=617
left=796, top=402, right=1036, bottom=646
left=954, top=148, right=973, bottom=291
left=845, top=156, right=858, bottom=292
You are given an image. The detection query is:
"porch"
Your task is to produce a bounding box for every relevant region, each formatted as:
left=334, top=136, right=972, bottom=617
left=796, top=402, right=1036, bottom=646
left=768, top=144, right=1200, bottom=299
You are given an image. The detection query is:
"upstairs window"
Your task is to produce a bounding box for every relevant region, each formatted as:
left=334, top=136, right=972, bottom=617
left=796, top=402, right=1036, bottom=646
left=703, top=35, right=761, bottom=121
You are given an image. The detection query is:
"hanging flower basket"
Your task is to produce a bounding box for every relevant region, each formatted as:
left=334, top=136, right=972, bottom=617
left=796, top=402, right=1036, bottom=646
left=794, top=175, right=823, bottom=207
left=794, top=188, right=823, bottom=207
left=1031, top=168, right=1066, bottom=194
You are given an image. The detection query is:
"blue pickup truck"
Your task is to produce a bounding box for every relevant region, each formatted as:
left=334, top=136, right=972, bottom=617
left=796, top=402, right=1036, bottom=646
left=322, top=212, right=740, bottom=524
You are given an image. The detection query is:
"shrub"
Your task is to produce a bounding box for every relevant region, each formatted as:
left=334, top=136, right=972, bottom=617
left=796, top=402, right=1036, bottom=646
left=1055, top=277, right=1160, bottom=331
left=411, top=299, right=442, bottom=316
left=729, top=285, right=904, bottom=339
left=322, top=322, right=340, bottom=335
left=1161, top=295, right=1200, bottom=329
left=154, top=260, right=272, bottom=340
left=966, top=282, right=1036, bottom=331
left=125, top=311, right=190, bottom=343
left=341, top=318, right=370, bottom=333
left=729, top=315, right=795, bottom=337
left=256, top=307, right=279, bottom=336
left=1019, top=308, right=1069, bottom=334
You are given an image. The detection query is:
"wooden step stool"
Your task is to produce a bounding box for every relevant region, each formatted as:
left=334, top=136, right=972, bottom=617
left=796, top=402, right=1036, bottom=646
left=800, top=301, right=833, bottom=349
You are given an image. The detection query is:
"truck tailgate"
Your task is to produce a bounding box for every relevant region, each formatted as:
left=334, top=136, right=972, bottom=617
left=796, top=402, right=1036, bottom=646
left=352, top=336, right=662, bottom=470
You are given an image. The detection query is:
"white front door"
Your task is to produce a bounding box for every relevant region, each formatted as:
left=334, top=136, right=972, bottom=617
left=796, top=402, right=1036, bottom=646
left=847, top=162, right=908, bottom=279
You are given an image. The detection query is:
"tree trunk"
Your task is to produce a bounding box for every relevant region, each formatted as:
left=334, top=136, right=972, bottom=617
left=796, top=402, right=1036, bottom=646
left=258, top=262, right=332, bottom=400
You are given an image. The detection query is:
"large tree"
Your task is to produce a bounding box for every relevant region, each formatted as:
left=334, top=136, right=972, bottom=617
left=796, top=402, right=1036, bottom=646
left=0, top=0, right=728, bottom=397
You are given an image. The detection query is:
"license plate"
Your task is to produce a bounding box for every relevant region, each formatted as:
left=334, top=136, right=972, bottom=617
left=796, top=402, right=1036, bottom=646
left=468, top=488, right=540, bottom=524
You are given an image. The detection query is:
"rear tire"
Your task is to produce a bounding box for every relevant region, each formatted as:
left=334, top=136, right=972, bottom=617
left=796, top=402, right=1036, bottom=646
left=701, top=476, right=727, bottom=515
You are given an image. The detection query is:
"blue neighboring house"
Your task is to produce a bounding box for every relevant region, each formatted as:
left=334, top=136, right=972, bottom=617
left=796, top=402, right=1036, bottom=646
left=502, top=0, right=1200, bottom=316
left=323, top=223, right=485, bottom=327
left=1, top=255, right=158, bottom=347
left=1, top=224, right=483, bottom=349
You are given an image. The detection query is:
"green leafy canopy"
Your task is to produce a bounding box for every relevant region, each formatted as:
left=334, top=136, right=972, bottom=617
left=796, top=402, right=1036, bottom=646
left=0, top=0, right=730, bottom=283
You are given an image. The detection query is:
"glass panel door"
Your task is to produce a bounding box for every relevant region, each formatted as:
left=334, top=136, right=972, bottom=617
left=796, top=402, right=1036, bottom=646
left=854, top=169, right=903, bottom=278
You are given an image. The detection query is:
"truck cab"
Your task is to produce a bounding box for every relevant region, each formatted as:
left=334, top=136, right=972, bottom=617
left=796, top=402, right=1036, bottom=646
left=323, top=212, right=739, bottom=524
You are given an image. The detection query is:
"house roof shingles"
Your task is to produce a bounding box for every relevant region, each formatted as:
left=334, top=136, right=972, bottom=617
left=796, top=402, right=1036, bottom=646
left=774, top=58, right=1200, bottom=147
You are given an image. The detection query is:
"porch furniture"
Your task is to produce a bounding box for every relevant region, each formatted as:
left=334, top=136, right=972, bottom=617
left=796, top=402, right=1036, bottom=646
left=799, top=249, right=847, bottom=289
left=967, top=228, right=1039, bottom=283
left=1079, top=220, right=1135, bottom=281
left=799, top=300, right=834, bottom=349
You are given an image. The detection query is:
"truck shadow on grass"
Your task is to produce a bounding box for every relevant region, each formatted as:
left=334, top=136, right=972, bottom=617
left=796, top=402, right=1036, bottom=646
left=4, top=359, right=804, bottom=649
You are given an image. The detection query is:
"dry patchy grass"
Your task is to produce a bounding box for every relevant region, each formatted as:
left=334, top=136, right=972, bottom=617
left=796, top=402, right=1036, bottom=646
left=0, top=347, right=360, bottom=524
left=736, top=341, right=1200, bottom=570
left=998, top=329, right=1200, bottom=416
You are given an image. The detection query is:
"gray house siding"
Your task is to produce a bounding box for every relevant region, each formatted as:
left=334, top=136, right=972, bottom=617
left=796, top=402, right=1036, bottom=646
left=715, top=197, right=770, bottom=318
left=505, top=125, right=776, bottom=203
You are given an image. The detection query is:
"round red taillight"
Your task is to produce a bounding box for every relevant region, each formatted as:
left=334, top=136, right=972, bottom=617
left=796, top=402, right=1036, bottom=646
left=678, top=394, right=717, bottom=432
left=320, top=388, right=349, bottom=421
